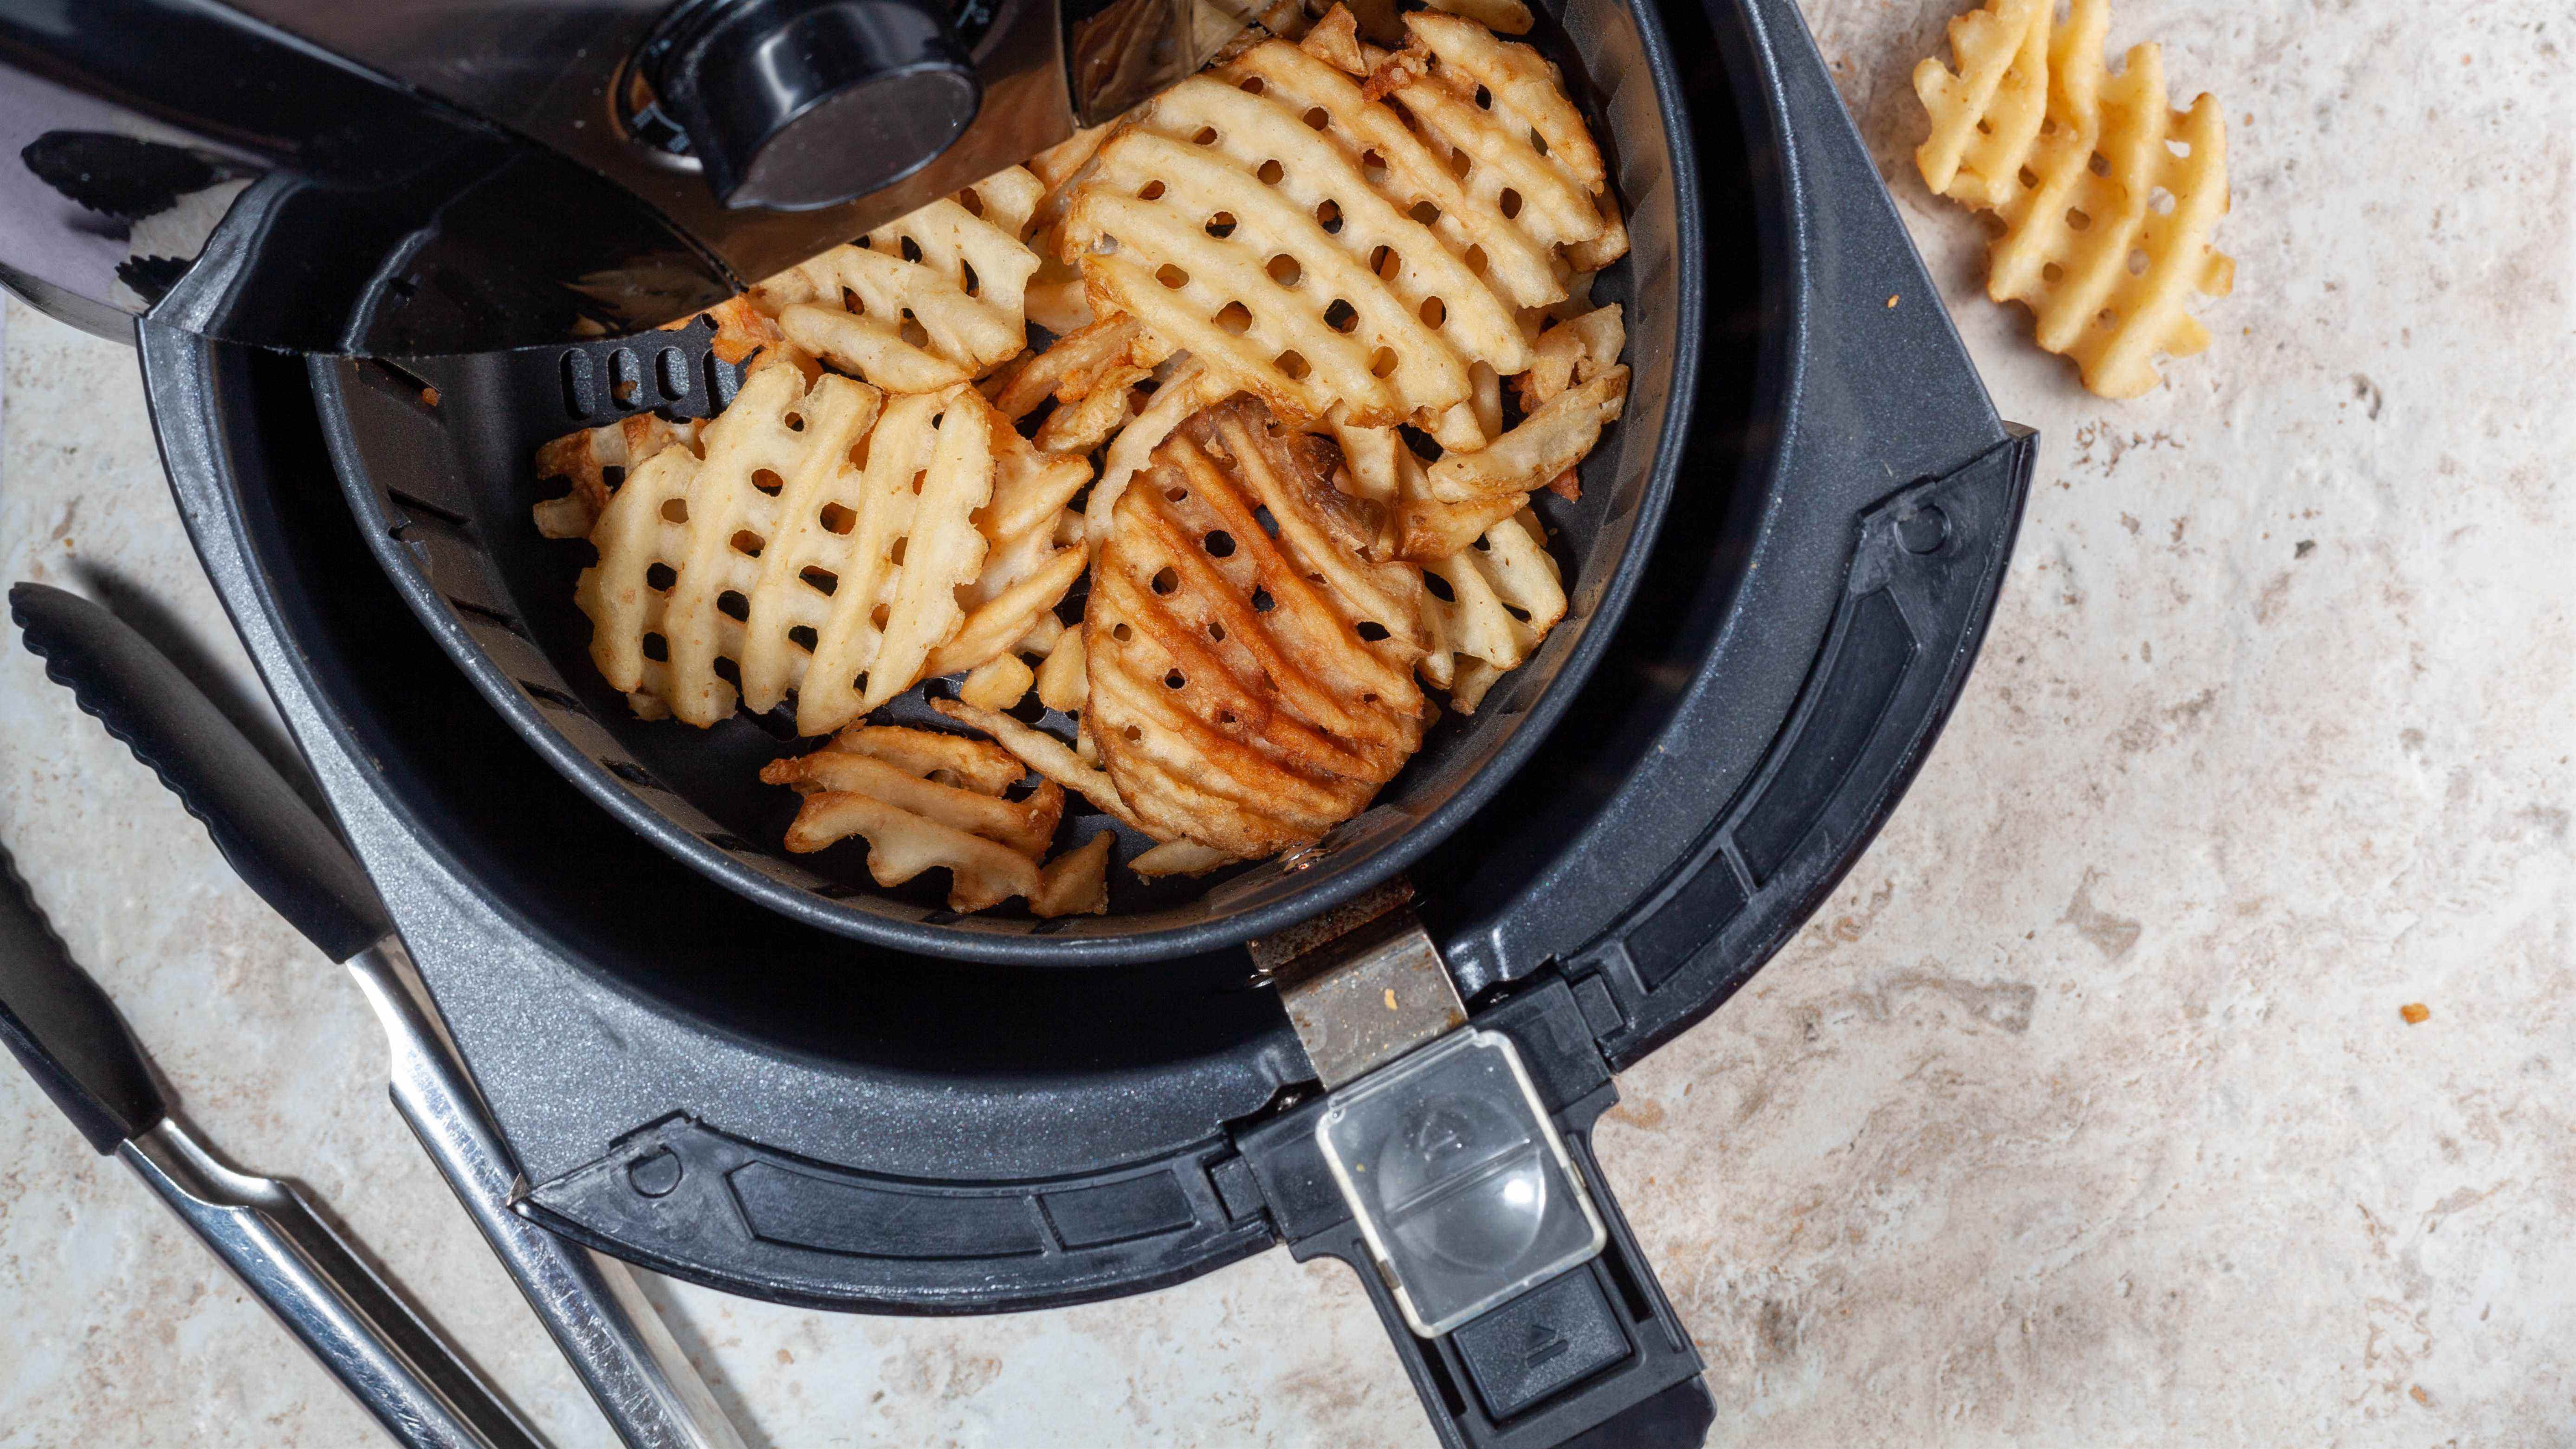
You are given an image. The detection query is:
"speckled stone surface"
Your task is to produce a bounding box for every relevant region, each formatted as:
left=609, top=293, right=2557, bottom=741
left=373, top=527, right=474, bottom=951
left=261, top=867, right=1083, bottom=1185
left=2, top=0, right=2571, bottom=1443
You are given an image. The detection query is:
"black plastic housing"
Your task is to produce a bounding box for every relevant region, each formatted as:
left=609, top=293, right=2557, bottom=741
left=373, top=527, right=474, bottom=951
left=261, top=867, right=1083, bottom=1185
left=131, top=0, right=2030, bottom=1443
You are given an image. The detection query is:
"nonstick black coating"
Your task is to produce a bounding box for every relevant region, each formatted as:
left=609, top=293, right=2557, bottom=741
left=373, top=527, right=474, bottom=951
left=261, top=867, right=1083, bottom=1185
left=315, top=0, right=1703, bottom=965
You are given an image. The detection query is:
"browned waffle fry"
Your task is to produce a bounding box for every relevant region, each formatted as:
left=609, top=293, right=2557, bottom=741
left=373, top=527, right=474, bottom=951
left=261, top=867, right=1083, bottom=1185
left=752, top=167, right=1043, bottom=393
left=1086, top=396, right=1425, bottom=857
left=764, top=747, right=1065, bottom=858
left=822, top=723, right=1026, bottom=793
left=1915, top=0, right=2233, bottom=397
left=763, top=722, right=1108, bottom=914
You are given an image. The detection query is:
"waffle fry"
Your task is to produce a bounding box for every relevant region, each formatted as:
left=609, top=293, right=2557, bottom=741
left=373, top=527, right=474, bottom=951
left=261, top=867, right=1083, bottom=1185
left=1033, top=830, right=1115, bottom=915
left=1063, top=18, right=1631, bottom=428
left=1131, top=839, right=1238, bottom=877
left=752, top=168, right=1043, bottom=393
left=1087, top=396, right=1425, bottom=857
left=823, top=723, right=1024, bottom=794
left=933, top=696, right=1145, bottom=830
left=1427, top=364, right=1626, bottom=502
left=961, top=653, right=1037, bottom=711
left=1087, top=358, right=1232, bottom=541
left=1421, top=0, right=1530, bottom=36
left=762, top=723, right=1107, bottom=915
left=575, top=366, right=1089, bottom=732
left=1914, top=0, right=2233, bottom=397
left=1420, top=509, right=1564, bottom=712
left=1036, top=627, right=1089, bottom=712
left=533, top=412, right=703, bottom=540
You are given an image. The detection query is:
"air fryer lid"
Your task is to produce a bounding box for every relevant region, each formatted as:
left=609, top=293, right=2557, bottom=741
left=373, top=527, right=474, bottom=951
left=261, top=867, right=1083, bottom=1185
left=316, top=0, right=1706, bottom=966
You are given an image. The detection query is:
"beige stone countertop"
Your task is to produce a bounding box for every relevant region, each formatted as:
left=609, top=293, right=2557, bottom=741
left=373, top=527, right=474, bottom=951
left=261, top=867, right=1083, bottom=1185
left=1, top=0, right=2570, bottom=1443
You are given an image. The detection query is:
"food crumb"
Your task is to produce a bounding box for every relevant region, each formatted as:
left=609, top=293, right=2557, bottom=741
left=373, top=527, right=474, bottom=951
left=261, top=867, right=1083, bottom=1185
left=2400, top=1003, right=2430, bottom=1025
left=2410, top=1384, right=2432, bottom=1406
left=1383, top=987, right=1398, bottom=1011
left=1886, top=294, right=1900, bottom=308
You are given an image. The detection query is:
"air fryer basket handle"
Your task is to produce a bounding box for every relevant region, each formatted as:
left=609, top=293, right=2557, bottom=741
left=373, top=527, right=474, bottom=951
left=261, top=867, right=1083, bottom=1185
left=1236, top=982, right=1715, bottom=1449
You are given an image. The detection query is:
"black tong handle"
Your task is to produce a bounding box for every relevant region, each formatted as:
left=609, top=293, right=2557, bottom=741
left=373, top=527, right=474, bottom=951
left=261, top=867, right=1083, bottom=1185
left=10, top=584, right=390, bottom=961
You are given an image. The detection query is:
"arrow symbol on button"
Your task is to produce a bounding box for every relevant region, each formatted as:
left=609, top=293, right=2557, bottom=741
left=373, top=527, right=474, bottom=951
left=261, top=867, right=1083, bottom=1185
left=1524, top=1320, right=1569, bottom=1367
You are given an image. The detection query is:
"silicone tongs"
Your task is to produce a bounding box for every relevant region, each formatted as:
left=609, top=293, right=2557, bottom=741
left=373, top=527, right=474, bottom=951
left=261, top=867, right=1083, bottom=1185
left=5, top=582, right=745, bottom=1449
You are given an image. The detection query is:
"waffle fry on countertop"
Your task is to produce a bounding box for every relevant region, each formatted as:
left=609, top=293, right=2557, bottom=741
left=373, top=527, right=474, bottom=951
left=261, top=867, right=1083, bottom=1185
left=1914, top=0, right=2233, bottom=398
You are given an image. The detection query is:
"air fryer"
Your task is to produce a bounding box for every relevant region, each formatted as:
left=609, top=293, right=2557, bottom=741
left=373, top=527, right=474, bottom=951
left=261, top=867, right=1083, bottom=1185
left=36, top=0, right=2036, bottom=1443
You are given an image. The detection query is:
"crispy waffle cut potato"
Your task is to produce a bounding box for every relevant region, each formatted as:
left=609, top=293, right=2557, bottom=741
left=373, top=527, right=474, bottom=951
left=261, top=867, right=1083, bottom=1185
left=1914, top=0, right=2233, bottom=398
left=761, top=724, right=1104, bottom=915
left=751, top=167, right=1044, bottom=394
left=534, top=413, right=703, bottom=540
left=574, top=362, right=1091, bottom=733
left=1419, top=509, right=1565, bottom=713
left=1086, top=396, right=1428, bottom=858
left=1061, top=12, right=1624, bottom=432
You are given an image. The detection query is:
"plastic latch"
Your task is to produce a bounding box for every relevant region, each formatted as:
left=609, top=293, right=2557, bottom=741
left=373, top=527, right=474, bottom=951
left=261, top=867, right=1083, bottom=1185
left=1316, top=1029, right=1608, bottom=1337
left=1256, top=889, right=1610, bottom=1339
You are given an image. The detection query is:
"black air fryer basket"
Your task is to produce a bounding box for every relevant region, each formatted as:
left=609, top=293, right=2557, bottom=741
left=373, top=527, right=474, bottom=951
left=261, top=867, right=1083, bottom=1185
left=140, top=0, right=2033, bottom=1443
left=313, top=0, right=1704, bottom=965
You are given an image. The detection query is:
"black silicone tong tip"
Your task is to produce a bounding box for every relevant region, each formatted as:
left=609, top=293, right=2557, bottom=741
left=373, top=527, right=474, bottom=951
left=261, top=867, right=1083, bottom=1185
left=9, top=583, right=390, bottom=962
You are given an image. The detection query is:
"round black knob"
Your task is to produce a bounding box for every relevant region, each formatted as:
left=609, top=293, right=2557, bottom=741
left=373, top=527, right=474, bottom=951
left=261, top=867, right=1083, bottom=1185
left=646, top=0, right=981, bottom=212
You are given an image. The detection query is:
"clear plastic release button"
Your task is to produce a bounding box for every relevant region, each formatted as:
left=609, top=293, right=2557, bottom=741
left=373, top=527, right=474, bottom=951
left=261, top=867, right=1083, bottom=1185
left=1316, top=1029, right=1608, bottom=1337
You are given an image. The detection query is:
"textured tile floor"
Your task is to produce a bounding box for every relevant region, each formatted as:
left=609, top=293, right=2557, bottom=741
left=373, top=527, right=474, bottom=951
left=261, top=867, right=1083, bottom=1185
left=2, top=0, right=2572, bottom=1443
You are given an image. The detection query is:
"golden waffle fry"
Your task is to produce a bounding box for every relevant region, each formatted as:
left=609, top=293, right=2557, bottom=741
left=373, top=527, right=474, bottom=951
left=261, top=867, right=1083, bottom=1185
left=1421, top=0, right=1531, bottom=36
left=960, top=653, right=1037, bottom=711
left=1035, top=626, right=1089, bottom=712
left=752, top=168, right=1043, bottom=393
left=1087, top=359, right=1232, bottom=541
left=765, top=747, right=1065, bottom=858
left=1032, top=830, right=1115, bottom=916
left=762, top=722, right=1105, bottom=915
left=1061, top=21, right=1627, bottom=428
left=533, top=413, right=703, bottom=540
left=1371, top=14, right=1627, bottom=272
left=779, top=791, right=1042, bottom=910
left=1297, top=4, right=1368, bottom=74
left=1087, top=396, right=1425, bottom=857
left=1514, top=303, right=1624, bottom=411
left=988, top=313, right=1146, bottom=420
left=575, top=367, right=1089, bottom=732
left=1426, top=364, right=1626, bottom=502
left=822, top=723, right=1025, bottom=794
left=1420, top=509, right=1564, bottom=713
left=1913, top=0, right=2049, bottom=208
left=1914, top=0, right=2233, bottom=397
left=934, top=696, right=1146, bottom=830
left=1130, top=839, right=1238, bottom=877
